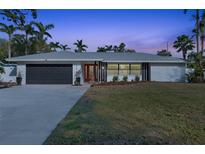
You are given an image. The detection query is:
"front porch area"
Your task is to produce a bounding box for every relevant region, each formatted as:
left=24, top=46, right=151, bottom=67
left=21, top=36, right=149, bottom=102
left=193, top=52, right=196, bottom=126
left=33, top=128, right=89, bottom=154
left=73, top=62, right=150, bottom=85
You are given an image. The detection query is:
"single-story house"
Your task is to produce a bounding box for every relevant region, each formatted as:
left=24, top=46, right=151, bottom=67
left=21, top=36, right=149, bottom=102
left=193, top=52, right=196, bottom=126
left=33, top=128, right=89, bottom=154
left=6, top=51, right=186, bottom=85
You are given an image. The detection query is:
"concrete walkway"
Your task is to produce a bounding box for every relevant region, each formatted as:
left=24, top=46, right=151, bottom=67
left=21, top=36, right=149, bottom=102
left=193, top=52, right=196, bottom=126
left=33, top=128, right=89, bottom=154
left=0, top=85, right=89, bottom=145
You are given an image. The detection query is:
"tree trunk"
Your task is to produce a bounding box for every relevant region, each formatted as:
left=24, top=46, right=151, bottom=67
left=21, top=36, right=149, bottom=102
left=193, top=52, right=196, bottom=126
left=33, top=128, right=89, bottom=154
left=183, top=51, right=186, bottom=60
left=8, top=35, right=11, bottom=59
left=25, top=34, right=28, bottom=55
left=201, top=36, right=204, bottom=56
left=196, top=10, right=200, bottom=53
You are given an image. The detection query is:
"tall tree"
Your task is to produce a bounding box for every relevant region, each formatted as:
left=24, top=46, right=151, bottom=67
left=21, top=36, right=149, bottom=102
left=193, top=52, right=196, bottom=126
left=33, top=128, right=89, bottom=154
left=20, top=22, right=35, bottom=55
left=199, top=11, right=205, bottom=55
left=32, top=22, right=54, bottom=51
left=0, top=9, right=37, bottom=27
left=0, top=38, right=7, bottom=61
left=0, top=23, right=16, bottom=58
left=105, top=45, right=113, bottom=51
left=73, top=40, right=88, bottom=52
left=112, top=43, right=126, bottom=52
left=157, top=49, right=172, bottom=56
left=112, top=45, right=118, bottom=52
left=117, top=43, right=126, bottom=52
left=0, top=9, right=38, bottom=56
left=97, top=45, right=112, bottom=52
left=184, top=9, right=200, bottom=53
left=49, top=42, right=62, bottom=51
left=60, top=44, right=71, bottom=51
left=12, top=34, right=26, bottom=55
left=97, top=47, right=106, bottom=52
left=173, top=35, right=195, bottom=60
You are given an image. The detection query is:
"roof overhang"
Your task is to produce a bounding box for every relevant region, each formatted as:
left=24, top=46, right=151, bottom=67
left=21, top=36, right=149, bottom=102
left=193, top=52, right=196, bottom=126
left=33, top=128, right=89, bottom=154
left=103, top=60, right=185, bottom=63
left=6, top=58, right=103, bottom=62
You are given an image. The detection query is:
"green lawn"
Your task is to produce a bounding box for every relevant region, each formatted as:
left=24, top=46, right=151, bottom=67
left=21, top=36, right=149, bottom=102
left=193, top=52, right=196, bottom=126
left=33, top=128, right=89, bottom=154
left=44, top=83, right=205, bottom=145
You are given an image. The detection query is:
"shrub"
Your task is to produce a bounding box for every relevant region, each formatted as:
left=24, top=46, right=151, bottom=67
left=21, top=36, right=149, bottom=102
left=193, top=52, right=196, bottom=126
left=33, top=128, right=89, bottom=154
left=194, top=65, right=204, bottom=81
left=186, top=73, right=195, bottom=83
left=112, top=76, right=118, bottom=82
left=0, top=66, right=4, bottom=74
left=123, top=76, right=128, bottom=82
left=187, top=52, right=205, bottom=83
left=186, top=69, right=204, bottom=83
left=135, top=75, right=140, bottom=81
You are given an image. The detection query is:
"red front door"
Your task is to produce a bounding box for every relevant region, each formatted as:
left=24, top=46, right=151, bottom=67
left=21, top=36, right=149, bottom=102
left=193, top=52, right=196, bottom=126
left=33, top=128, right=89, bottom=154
left=84, top=64, right=97, bottom=82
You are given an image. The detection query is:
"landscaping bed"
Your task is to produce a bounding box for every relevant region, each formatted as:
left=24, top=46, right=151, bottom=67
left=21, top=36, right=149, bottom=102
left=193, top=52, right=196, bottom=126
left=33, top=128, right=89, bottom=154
left=44, top=83, right=205, bottom=145
left=0, top=82, right=16, bottom=89
left=91, top=81, right=150, bottom=87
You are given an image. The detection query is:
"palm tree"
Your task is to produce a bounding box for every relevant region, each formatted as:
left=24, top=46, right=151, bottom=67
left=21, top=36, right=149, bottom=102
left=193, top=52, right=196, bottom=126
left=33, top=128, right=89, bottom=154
left=112, top=43, right=126, bottom=52
left=49, top=42, right=62, bottom=51
left=97, top=47, right=106, bottom=52
left=73, top=40, right=88, bottom=52
left=12, top=34, right=27, bottom=56
left=60, top=44, right=71, bottom=51
left=157, top=49, right=172, bottom=56
left=20, top=22, right=35, bottom=55
left=0, top=23, right=16, bottom=58
left=118, top=43, right=126, bottom=52
left=113, top=45, right=118, bottom=52
left=0, top=10, right=37, bottom=27
left=105, top=45, right=113, bottom=51
left=97, top=45, right=112, bottom=52
left=32, top=22, right=54, bottom=51
left=173, top=35, right=195, bottom=60
left=199, top=12, right=205, bottom=55
left=32, top=22, right=54, bottom=40
left=184, top=10, right=200, bottom=53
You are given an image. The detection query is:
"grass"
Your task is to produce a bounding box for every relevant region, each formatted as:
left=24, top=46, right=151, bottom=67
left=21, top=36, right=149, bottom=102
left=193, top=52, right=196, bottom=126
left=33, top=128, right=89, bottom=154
left=44, top=83, right=205, bottom=145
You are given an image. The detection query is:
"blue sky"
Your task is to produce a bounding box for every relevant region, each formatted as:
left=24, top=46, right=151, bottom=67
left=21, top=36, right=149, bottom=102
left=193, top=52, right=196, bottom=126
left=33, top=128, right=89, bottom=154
left=0, top=9, right=197, bottom=57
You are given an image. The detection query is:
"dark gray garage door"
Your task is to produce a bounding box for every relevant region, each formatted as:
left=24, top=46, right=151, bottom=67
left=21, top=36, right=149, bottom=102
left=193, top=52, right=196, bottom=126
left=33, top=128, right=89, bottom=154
left=26, top=64, right=72, bottom=84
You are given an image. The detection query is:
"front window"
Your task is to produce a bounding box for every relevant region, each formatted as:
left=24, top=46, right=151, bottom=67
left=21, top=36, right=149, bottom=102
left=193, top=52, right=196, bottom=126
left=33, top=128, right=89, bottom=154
left=107, top=64, right=118, bottom=76
left=119, top=64, right=129, bottom=76
left=130, top=64, right=141, bottom=76
left=107, top=63, right=141, bottom=77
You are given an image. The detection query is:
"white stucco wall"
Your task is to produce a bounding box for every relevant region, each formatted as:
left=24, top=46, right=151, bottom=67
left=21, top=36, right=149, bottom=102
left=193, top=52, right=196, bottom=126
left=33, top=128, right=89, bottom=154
left=16, top=62, right=83, bottom=85
left=150, top=63, right=185, bottom=82
left=17, top=65, right=26, bottom=85
left=0, top=66, right=16, bottom=82
left=72, top=64, right=84, bottom=85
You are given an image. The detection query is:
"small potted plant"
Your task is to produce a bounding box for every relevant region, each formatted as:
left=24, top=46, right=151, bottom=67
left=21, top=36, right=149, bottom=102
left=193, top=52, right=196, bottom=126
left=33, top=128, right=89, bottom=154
left=16, top=72, right=22, bottom=85
left=112, top=76, right=119, bottom=82
left=123, top=75, right=128, bottom=82
left=135, top=75, right=140, bottom=82
left=74, top=69, right=82, bottom=86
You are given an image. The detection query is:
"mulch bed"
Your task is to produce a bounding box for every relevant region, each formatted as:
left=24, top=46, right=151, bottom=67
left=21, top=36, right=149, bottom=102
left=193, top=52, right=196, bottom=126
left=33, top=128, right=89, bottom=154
left=91, top=81, right=151, bottom=87
left=0, top=82, right=16, bottom=89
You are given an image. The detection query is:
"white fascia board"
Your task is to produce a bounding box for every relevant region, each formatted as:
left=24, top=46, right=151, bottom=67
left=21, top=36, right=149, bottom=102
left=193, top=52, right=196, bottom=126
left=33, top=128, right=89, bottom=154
left=6, top=59, right=46, bottom=62
left=47, top=59, right=103, bottom=61
left=104, top=60, right=185, bottom=63
left=6, top=58, right=103, bottom=62
left=7, top=58, right=185, bottom=64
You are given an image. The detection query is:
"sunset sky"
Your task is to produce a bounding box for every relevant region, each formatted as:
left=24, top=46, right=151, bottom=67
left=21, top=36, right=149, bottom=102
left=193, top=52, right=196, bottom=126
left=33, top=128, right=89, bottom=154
left=0, top=9, right=197, bottom=57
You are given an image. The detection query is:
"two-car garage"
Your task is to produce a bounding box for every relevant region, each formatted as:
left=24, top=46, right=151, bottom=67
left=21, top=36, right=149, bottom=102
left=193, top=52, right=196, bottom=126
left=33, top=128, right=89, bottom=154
left=26, top=64, right=73, bottom=84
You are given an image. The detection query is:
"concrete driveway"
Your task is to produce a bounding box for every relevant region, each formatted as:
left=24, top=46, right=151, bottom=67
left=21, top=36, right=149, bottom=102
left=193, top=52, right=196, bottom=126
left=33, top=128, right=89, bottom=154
left=0, top=85, right=89, bottom=145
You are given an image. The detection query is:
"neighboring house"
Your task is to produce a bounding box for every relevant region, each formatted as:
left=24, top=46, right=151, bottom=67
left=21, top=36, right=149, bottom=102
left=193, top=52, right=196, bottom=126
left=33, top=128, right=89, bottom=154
left=0, top=61, right=16, bottom=83
left=6, top=51, right=186, bottom=85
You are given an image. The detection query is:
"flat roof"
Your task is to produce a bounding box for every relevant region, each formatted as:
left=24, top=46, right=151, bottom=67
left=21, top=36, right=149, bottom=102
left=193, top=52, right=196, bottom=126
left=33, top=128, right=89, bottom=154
left=6, top=51, right=185, bottom=63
